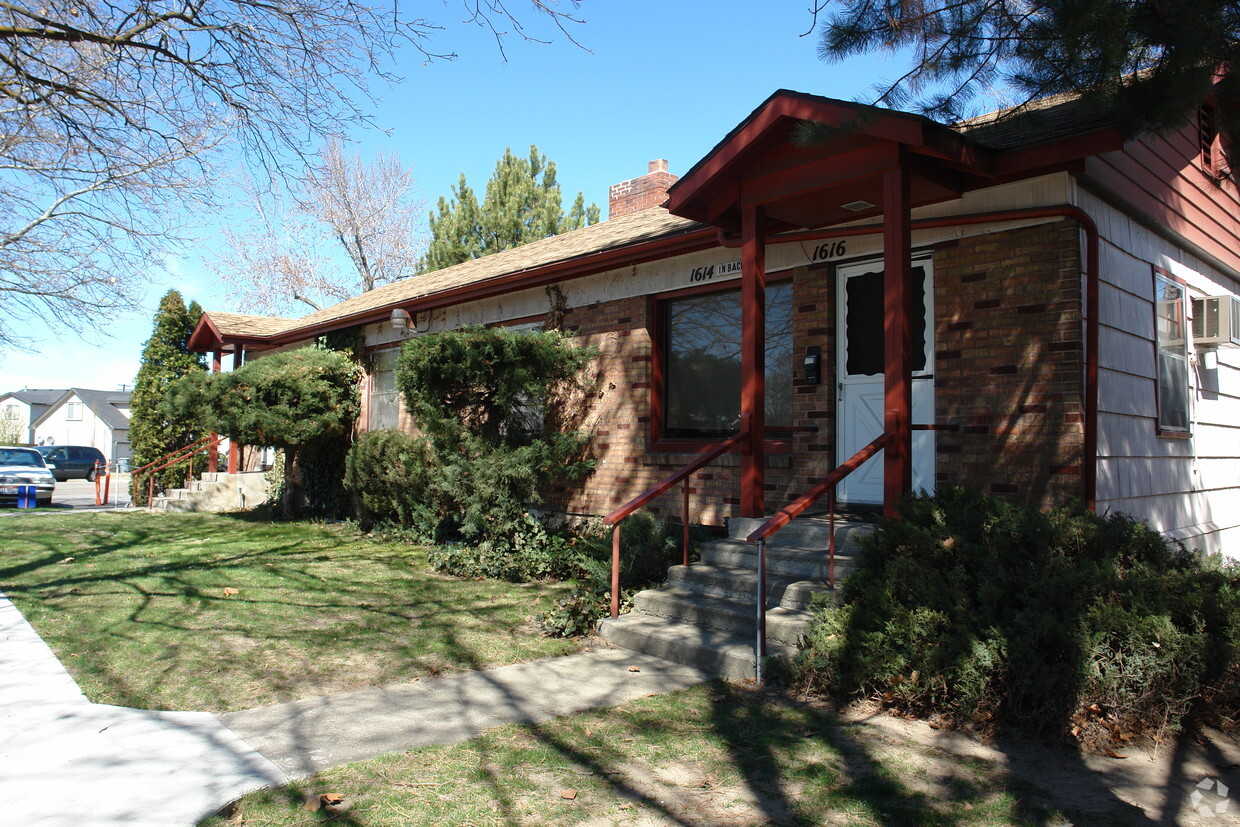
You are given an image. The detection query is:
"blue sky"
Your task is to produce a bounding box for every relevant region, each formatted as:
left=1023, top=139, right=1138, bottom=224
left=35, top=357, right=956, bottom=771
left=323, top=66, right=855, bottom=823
left=1, top=0, right=904, bottom=393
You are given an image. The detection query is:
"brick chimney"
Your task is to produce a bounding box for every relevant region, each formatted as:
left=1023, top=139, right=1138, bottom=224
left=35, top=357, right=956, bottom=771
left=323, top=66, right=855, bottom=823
left=608, top=159, right=678, bottom=219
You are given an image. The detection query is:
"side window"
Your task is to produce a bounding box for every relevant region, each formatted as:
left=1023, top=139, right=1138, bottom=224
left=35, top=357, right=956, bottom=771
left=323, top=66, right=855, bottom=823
left=65, top=402, right=83, bottom=420
left=1155, top=272, right=1191, bottom=434
left=368, top=348, right=401, bottom=431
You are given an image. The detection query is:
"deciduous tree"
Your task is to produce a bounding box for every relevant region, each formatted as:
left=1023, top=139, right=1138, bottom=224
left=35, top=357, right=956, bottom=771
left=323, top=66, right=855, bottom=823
left=420, top=145, right=601, bottom=273
left=212, top=139, right=425, bottom=315
left=0, top=0, right=585, bottom=347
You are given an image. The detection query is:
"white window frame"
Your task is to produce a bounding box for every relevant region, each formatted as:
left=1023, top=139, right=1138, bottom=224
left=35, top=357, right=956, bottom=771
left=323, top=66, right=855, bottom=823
left=1154, top=270, right=1192, bottom=436
left=65, top=402, right=83, bottom=421
left=367, top=347, right=402, bottom=431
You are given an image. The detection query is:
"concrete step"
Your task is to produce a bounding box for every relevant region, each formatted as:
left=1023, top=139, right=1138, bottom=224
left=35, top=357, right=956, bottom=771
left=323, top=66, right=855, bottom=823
left=631, top=588, right=814, bottom=647
left=727, top=515, right=876, bottom=550
left=665, top=564, right=834, bottom=609
left=599, top=614, right=791, bottom=681
left=700, top=539, right=859, bottom=582
left=148, top=472, right=270, bottom=513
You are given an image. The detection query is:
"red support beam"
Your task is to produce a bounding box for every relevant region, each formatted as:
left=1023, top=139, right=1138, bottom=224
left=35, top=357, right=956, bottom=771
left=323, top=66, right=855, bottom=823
left=228, top=348, right=242, bottom=474
left=882, top=165, right=913, bottom=518
left=740, top=205, right=766, bottom=518
left=208, top=350, right=221, bottom=474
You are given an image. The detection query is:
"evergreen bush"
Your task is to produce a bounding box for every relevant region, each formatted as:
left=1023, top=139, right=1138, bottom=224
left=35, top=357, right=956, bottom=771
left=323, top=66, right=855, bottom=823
left=165, top=347, right=359, bottom=518
left=540, top=512, right=713, bottom=638
left=391, top=325, right=597, bottom=550
left=793, top=487, right=1240, bottom=748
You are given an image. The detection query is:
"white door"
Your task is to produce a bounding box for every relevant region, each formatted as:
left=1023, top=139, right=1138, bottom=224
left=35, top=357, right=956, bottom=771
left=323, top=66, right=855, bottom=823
left=836, top=256, right=936, bottom=505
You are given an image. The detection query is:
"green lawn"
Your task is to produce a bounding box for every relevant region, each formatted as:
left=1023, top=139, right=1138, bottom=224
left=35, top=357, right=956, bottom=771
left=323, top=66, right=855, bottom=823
left=0, top=511, right=576, bottom=712
left=205, top=683, right=1096, bottom=827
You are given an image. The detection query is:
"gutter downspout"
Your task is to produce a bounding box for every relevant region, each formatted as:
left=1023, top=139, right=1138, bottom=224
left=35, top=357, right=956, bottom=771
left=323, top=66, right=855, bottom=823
left=765, top=205, right=1100, bottom=511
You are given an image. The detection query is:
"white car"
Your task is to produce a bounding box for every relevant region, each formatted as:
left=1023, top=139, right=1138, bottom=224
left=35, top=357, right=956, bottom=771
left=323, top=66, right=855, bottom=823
left=0, top=446, right=56, bottom=507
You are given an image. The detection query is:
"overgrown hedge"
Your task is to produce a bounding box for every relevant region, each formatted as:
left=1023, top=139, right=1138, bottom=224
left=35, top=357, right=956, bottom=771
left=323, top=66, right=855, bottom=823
left=793, top=487, right=1240, bottom=749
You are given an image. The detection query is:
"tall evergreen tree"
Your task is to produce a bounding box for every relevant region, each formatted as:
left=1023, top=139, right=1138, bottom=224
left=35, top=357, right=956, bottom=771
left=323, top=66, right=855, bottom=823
left=129, top=290, right=206, bottom=501
left=420, top=145, right=601, bottom=273
left=809, top=0, right=1239, bottom=174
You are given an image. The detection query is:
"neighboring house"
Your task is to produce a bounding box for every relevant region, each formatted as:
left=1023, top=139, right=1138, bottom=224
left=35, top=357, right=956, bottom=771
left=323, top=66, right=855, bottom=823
left=29, top=389, right=133, bottom=463
left=0, top=389, right=65, bottom=444
left=188, top=89, right=1240, bottom=558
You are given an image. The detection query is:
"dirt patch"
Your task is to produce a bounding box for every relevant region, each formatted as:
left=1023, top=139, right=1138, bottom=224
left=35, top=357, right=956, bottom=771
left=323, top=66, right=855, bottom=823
left=833, top=702, right=1240, bottom=825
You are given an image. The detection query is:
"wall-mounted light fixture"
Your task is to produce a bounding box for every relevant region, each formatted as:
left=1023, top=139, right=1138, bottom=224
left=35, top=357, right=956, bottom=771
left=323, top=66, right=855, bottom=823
left=389, top=308, right=430, bottom=334
left=390, top=308, right=414, bottom=331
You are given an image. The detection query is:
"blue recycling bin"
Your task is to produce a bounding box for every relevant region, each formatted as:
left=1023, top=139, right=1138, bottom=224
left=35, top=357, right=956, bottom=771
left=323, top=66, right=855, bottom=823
left=16, top=485, right=36, bottom=509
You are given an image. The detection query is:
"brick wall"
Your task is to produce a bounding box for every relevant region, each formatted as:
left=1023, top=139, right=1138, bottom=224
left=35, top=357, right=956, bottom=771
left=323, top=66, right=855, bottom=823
left=546, top=266, right=835, bottom=526
left=933, top=221, right=1086, bottom=508
left=368, top=221, right=1087, bottom=523
left=608, top=160, right=679, bottom=219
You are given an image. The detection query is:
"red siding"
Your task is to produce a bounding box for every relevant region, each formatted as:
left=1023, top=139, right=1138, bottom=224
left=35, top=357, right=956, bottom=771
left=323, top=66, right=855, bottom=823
left=1085, top=122, right=1240, bottom=273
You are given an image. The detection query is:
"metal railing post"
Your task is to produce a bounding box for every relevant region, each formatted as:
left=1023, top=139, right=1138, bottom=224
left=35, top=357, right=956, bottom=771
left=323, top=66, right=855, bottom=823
left=829, top=489, right=837, bottom=590
left=682, top=478, right=690, bottom=568
left=610, top=525, right=621, bottom=619
left=756, top=538, right=767, bottom=684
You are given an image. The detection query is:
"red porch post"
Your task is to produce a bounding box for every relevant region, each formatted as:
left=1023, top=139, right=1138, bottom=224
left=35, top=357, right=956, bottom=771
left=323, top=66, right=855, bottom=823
left=227, top=347, right=242, bottom=474
left=208, top=350, right=221, bottom=473
left=882, top=165, right=913, bottom=518
left=740, top=205, right=766, bottom=518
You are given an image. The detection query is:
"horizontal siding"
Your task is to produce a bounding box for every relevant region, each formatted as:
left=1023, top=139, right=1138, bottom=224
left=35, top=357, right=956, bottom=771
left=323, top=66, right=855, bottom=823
left=1098, top=370, right=1156, bottom=418
left=1084, top=120, right=1240, bottom=274
left=1086, top=185, right=1240, bottom=557
left=1098, top=326, right=1154, bottom=377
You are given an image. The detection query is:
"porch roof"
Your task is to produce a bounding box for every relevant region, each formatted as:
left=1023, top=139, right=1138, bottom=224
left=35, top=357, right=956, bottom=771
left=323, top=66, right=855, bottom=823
left=667, top=89, right=1125, bottom=233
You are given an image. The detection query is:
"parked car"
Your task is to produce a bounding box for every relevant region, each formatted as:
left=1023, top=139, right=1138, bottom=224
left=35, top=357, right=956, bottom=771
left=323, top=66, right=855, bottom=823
left=0, top=446, right=56, bottom=506
left=36, top=445, right=107, bottom=481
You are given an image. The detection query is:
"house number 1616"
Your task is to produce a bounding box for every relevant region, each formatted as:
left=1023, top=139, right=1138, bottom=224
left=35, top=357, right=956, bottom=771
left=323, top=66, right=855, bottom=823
left=810, top=240, right=847, bottom=261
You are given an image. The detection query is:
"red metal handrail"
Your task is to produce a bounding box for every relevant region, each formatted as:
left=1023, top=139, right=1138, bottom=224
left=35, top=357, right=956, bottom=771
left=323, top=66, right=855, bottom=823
left=601, top=413, right=751, bottom=619
left=744, top=431, right=890, bottom=681
left=131, top=435, right=224, bottom=508
left=746, top=432, right=890, bottom=588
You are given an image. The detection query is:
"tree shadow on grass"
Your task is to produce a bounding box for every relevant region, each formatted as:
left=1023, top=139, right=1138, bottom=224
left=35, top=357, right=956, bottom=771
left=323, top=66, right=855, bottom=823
left=1, top=513, right=573, bottom=712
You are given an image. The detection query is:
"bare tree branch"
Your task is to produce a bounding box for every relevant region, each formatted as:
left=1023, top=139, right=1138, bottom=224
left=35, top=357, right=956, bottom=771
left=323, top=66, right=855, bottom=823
left=0, top=0, right=584, bottom=348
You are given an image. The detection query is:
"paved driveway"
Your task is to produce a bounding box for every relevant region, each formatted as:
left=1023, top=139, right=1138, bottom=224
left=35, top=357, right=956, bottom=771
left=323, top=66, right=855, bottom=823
left=0, top=477, right=133, bottom=513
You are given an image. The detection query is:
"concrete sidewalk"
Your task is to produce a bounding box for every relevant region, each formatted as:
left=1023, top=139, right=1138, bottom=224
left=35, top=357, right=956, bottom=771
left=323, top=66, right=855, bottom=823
left=0, top=595, right=286, bottom=826
left=223, top=648, right=714, bottom=778
left=0, top=590, right=713, bottom=824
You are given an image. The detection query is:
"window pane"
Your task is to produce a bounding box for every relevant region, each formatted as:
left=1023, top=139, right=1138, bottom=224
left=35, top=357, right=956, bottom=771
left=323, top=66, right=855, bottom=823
left=844, top=267, right=927, bottom=377
left=664, top=283, right=792, bottom=438
left=1155, top=277, right=1190, bottom=431
left=369, top=349, right=400, bottom=430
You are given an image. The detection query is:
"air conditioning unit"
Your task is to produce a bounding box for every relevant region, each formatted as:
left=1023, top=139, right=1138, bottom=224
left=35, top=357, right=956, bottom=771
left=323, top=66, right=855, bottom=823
left=1192, top=295, right=1240, bottom=347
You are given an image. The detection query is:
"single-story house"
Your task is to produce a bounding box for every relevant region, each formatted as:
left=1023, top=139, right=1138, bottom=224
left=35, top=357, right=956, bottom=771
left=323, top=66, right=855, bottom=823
left=28, top=388, right=133, bottom=463
left=189, top=88, right=1240, bottom=558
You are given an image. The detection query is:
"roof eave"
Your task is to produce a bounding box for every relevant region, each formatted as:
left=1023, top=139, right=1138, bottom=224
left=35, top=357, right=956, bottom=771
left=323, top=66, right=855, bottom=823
left=250, top=223, right=719, bottom=349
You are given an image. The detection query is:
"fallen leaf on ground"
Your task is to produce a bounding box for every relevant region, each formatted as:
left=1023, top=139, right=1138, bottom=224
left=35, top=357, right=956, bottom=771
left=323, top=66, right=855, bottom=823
left=560, top=789, right=578, bottom=800
left=627, top=666, right=640, bottom=672
left=1102, top=749, right=1128, bottom=759
left=222, top=587, right=239, bottom=596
